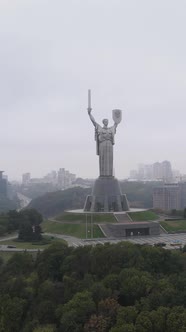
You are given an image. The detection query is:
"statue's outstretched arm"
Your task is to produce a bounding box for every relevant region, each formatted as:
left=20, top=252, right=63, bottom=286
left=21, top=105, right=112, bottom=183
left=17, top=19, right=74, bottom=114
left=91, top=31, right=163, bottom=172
left=113, top=122, right=118, bottom=132
left=88, top=110, right=97, bottom=127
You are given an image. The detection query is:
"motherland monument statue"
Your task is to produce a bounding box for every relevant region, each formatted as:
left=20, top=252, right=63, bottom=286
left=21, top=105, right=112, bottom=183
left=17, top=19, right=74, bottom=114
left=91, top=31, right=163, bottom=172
left=84, top=90, right=129, bottom=212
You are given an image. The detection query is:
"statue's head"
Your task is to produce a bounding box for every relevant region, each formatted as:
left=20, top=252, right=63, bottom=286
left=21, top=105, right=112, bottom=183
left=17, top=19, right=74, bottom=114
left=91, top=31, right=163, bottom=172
left=102, top=118, right=108, bottom=127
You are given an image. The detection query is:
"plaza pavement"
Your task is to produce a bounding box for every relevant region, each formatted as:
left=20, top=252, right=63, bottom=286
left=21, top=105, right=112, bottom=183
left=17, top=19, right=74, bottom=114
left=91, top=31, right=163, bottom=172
left=0, top=232, right=186, bottom=251
left=45, top=232, right=186, bottom=249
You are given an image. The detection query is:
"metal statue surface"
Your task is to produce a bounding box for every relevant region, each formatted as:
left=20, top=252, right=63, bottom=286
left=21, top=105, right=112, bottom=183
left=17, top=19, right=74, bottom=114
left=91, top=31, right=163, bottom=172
left=87, top=90, right=122, bottom=177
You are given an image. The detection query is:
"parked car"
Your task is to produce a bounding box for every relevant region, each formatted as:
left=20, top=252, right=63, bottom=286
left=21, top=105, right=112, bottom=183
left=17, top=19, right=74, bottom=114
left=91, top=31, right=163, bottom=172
left=170, top=241, right=182, bottom=246
left=154, top=242, right=166, bottom=247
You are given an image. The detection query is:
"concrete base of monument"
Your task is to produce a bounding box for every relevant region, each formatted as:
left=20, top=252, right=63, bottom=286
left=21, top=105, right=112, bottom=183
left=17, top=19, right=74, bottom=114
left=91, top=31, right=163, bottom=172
left=83, top=176, right=130, bottom=212
left=66, top=208, right=147, bottom=214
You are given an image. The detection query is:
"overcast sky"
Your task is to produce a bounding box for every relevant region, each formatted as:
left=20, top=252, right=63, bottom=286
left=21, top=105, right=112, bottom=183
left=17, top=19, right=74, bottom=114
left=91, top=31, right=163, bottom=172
left=1, top=0, right=186, bottom=180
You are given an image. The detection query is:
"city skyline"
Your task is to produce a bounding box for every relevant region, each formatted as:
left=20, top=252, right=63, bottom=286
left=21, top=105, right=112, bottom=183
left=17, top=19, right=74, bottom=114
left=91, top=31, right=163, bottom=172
left=3, top=158, right=186, bottom=183
left=1, top=1, right=186, bottom=180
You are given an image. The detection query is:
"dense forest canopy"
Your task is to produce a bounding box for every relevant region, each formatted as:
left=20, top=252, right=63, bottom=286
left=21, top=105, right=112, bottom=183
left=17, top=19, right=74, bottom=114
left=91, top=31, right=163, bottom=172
left=0, top=241, right=186, bottom=331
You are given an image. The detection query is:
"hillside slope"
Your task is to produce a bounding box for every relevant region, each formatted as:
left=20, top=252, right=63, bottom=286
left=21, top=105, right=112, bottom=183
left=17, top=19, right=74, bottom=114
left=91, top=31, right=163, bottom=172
left=27, top=187, right=91, bottom=217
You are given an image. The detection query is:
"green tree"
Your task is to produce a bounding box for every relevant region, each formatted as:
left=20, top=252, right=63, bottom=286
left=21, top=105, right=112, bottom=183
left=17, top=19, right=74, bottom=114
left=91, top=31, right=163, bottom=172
left=18, top=209, right=43, bottom=242
left=7, top=210, right=21, bottom=231
left=166, top=307, right=186, bottom=332
left=61, top=245, right=92, bottom=278
left=140, top=245, right=183, bottom=274
left=4, top=252, right=34, bottom=276
left=62, top=275, right=81, bottom=303
left=32, top=280, right=59, bottom=324
left=138, top=277, right=176, bottom=310
left=135, top=311, right=153, bottom=332
left=36, top=242, right=69, bottom=281
left=110, top=324, right=136, bottom=332
left=20, top=209, right=43, bottom=226
left=36, top=301, right=56, bottom=324
left=97, top=298, right=120, bottom=330
left=0, top=224, right=6, bottom=236
left=0, top=295, right=26, bottom=332
left=149, top=307, right=170, bottom=332
left=103, top=274, right=120, bottom=293
left=182, top=244, right=186, bottom=253
left=118, top=268, right=154, bottom=305
left=60, top=291, right=96, bottom=332
left=116, top=306, right=138, bottom=326
left=18, top=220, right=34, bottom=241
left=37, top=280, right=57, bottom=302
left=33, top=325, right=56, bottom=332
left=91, top=282, right=111, bottom=306
left=84, top=314, right=108, bottom=332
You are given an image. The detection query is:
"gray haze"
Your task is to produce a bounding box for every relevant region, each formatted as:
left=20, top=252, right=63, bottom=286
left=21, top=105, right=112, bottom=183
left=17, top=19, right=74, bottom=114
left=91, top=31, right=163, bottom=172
left=1, top=0, right=186, bottom=180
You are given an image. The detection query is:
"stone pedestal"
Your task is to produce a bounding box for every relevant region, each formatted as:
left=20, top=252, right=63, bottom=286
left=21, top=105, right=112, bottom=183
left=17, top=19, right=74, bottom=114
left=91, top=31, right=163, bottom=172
left=84, top=176, right=129, bottom=212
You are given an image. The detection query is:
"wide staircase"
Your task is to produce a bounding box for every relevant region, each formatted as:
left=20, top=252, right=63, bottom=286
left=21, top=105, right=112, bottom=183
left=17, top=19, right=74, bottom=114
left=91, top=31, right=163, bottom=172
left=114, top=213, right=132, bottom=223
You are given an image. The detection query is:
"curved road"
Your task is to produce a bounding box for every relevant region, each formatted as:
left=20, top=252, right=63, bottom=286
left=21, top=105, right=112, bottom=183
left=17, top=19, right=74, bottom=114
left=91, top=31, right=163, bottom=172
left=0, top=231, right=186, bottom=251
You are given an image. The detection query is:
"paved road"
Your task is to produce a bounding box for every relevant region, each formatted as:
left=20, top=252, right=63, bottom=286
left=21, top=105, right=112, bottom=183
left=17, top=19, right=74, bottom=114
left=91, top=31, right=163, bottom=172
left=83, top=233, right=186, bottom=249
left=45, top=233, right=85, bottom=247
left=125, top=233, right=186, bottom=249
left=0, top=246, right=42, bottom=252
left=17, top=193, right=32, bottom=209
left=0, top=235, right=17, bottom=242
left=0, top=232, right=185, bottom=252
left=45, top=232, right=186, bottom=249
left=0, top=234, right=42, bottom=252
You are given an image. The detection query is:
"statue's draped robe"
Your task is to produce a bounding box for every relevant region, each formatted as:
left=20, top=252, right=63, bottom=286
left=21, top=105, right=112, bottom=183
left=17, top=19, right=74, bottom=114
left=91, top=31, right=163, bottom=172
left=95, top=124, right=116, bottom=176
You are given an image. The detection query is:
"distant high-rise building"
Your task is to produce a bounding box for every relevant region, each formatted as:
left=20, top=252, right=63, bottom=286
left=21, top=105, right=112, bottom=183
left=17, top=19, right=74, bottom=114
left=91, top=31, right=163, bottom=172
left=57, top=168, right=76, bottom=190
left=161, top=160, right=173, bottom=182
left=58, top=168, right=66, bottom=189
left=44, top=170, right=57, bottom=184
left=153, top=162, right=161, bottom=180
left=21, top=168, right=76, bottom=191
left=144, top=164, right=153, bottom=180
left=0, top=171, right=7, bottom=197
left=138, top=164, right=145, bottom=180
left=153, top=182, right=186, bottom=211
left=129, top=161, right=173, bottom=182
left=153, top=184, right=180, bottom=211
left=22, top=173, right=31, bottom=185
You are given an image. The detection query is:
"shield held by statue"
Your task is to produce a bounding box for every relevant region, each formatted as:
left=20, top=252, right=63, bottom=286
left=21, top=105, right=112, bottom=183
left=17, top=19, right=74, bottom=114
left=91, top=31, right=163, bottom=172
left=112, top=109, right=122, bottom=124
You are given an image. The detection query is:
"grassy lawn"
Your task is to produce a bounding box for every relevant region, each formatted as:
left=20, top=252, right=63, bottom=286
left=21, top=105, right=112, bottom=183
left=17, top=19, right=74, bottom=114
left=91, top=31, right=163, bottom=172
left=43, top=220, right=104, bottom=238
left=128, top=210, right=158, bottom=222
left=0, top=236, right=67, bottom=250
left=160, top=220, right=186, bottom=233
left=55, top=212, right=116, bottom=223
